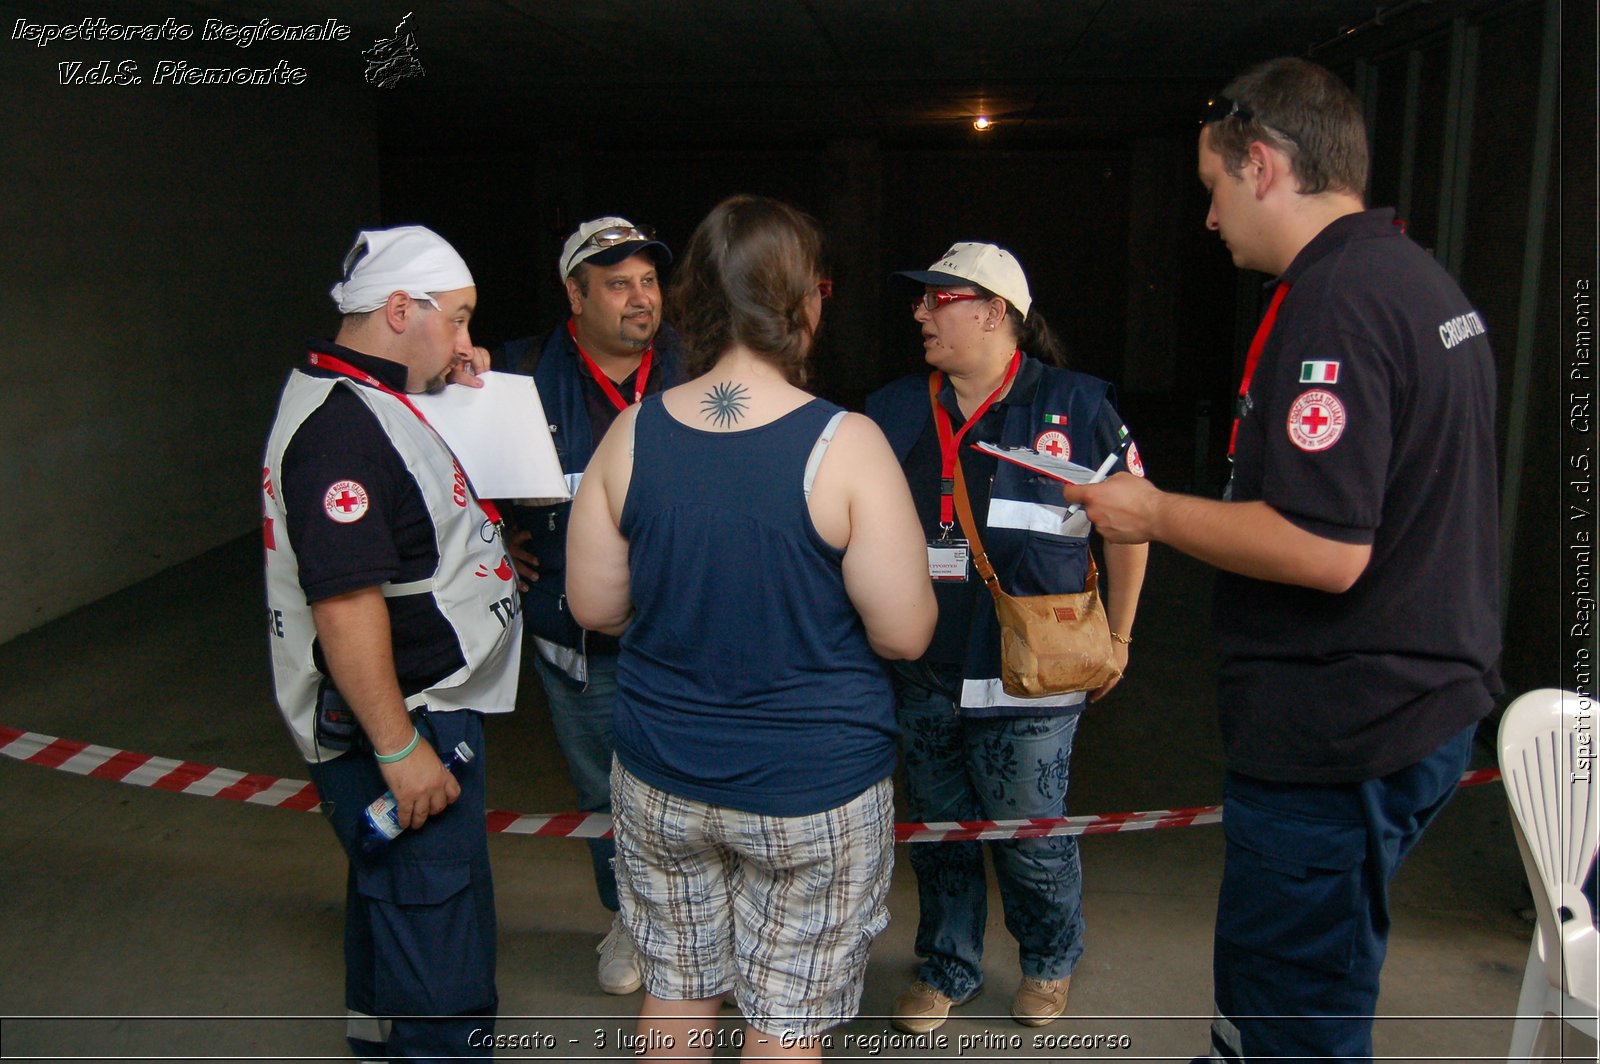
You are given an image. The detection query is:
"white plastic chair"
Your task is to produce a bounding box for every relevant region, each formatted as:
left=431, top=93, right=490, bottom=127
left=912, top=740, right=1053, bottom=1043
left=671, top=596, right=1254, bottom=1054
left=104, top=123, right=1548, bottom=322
left=1498, top=688, right=1599, bottom=1061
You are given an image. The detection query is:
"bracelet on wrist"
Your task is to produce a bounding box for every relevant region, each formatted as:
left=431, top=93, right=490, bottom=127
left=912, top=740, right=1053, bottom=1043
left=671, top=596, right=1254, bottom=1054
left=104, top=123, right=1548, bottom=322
left=374, top=726, right=421, bottom=764
left=1109, top=631, right=1132, bottom=645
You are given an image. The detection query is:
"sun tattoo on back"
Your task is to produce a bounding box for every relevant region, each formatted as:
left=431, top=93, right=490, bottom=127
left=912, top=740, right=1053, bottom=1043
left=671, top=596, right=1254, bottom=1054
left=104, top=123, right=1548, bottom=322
left=700, top=381, right=750, bottom=428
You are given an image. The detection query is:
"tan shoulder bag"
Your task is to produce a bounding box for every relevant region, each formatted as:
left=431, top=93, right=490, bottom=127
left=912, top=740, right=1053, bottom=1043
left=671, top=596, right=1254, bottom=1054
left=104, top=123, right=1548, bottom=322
left=950, top=420, right=1121, bottom=699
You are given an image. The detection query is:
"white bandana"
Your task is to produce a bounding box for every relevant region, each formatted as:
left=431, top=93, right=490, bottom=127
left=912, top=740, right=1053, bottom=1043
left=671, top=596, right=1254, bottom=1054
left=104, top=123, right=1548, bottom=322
left=330, top=225, right=474, bottom=314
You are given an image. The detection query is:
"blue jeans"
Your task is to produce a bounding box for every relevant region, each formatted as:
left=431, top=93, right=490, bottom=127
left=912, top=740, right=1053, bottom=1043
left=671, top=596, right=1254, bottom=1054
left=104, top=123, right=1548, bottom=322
left=534, top=652, right=619, bottom=913
left=894, top=663, right=1085, bottom=1000
left=1208, top=723, right=1476, bottom=1063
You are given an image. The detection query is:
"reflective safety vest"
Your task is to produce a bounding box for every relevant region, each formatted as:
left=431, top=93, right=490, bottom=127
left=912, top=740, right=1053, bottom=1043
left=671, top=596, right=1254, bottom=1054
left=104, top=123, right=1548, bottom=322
left=262, top=371, right=522, bottom=762
left=868, top=356, right=1117, bottom=716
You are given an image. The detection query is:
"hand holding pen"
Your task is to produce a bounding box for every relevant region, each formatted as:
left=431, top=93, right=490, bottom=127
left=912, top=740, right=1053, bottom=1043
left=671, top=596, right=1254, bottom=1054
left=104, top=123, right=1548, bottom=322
left=1059, top=443, right=1162, bottom=545
left=1064, top=445, right=1125, bottom=518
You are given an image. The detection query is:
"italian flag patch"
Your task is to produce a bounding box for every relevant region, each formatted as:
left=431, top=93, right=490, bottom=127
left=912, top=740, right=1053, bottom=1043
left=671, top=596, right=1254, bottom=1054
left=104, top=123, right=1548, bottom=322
left=1300, top=360, right=1340, bottom=384
left=1043, top=413, right=1069, bottom=426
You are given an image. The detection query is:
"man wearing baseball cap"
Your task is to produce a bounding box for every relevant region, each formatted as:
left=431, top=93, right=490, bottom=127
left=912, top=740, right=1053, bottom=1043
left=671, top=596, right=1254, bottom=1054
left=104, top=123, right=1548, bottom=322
left=262, top=225, right=522, bottom=1059
left=490, top=215, right=681, bottom=995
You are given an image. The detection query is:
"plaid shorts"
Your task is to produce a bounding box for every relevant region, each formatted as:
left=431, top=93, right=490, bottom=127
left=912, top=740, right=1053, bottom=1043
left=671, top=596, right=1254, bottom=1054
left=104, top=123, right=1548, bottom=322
left=610, top=760, right=894, bottom=1039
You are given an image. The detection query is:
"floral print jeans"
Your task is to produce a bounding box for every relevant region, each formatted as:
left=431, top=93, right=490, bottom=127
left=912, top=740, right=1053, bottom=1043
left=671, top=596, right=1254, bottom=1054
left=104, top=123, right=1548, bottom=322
left=892, top=661, right=1086, bottom=1000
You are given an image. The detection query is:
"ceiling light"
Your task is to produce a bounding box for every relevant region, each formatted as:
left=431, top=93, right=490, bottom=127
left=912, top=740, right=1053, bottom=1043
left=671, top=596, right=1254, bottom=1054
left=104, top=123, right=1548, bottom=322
left=973, top=115, right=993, bottom=132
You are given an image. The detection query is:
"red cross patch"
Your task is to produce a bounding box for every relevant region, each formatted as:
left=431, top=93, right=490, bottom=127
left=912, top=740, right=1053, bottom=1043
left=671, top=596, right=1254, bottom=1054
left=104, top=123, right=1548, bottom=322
left=323, top=480, right=370, bottom=523
left=1127, top=442, right=1146, bottom=478
left=1034, top=430, right=1070, bottom=461
left=1286, top=390, right=1347, bottom=452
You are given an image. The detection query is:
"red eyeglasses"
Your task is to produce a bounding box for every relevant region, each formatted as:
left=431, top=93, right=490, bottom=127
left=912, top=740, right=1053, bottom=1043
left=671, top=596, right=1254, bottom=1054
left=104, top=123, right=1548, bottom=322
left=816, top=279, right=833, bottom=300
left=916, top=290, right=983, bottom=313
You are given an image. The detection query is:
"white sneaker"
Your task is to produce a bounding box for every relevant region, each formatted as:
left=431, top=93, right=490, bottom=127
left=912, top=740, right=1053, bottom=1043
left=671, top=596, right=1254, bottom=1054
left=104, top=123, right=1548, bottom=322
left=596, top=915, right=642, bottom=995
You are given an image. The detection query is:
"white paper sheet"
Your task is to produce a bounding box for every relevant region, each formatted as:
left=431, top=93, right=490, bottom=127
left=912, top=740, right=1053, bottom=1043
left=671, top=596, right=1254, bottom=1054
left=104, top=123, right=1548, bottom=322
left=408, top=371, right=569, bottom=502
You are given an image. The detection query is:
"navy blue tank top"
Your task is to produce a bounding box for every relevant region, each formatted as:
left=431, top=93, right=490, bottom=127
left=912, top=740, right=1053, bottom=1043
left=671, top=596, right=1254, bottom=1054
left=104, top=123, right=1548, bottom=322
left=614, top=395, right=898, bottom=817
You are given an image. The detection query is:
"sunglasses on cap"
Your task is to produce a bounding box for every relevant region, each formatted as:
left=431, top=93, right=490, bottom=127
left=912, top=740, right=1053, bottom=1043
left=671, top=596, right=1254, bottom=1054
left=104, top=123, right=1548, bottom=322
left=914, top=290, right=984, bottom=313
left=1201, top=94, right=1301, bottom=147
left=579, top=224, right=655, bottom=252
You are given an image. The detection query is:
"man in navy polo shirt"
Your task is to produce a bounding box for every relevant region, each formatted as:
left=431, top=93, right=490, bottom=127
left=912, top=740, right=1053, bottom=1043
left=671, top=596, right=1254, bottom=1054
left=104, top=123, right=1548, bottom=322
left=1063, top=58, right=1500, bottom=1062
left=489, top=216, right=681, bottom=996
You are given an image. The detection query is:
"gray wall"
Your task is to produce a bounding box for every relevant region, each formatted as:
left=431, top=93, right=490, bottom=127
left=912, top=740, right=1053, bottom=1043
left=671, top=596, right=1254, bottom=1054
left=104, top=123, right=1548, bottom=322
left=0, top=39, right=380, bottom=643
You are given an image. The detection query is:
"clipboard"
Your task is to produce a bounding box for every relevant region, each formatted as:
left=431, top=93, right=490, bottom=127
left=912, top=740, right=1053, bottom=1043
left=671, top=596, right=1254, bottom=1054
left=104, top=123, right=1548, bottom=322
left=973, top=440, right=1102, bottom=484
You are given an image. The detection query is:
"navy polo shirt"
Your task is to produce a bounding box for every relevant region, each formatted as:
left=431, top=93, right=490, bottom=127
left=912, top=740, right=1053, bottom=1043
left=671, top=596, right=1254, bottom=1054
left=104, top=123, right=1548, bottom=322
left=281, top=339, right=466, bottom=691
left=1216, top=209, right=1501, bottom=783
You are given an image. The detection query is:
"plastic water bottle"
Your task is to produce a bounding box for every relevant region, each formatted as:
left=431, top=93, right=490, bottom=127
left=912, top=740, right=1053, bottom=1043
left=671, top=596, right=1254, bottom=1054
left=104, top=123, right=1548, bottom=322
left=358, top=740, right=475, bottom=854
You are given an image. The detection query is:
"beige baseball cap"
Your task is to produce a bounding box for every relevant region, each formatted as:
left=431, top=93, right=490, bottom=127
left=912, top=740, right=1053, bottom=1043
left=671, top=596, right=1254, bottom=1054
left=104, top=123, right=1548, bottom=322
left=893, top=241, right=1032, bottom=319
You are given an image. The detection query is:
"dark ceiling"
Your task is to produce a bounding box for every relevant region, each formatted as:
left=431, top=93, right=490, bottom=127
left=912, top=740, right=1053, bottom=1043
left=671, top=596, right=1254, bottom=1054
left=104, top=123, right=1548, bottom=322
left=54, top=0, right=1497, bottom=150
left=376, top=0, right=1482, bottom=149
left=386, top=0, right=1393, bottom=148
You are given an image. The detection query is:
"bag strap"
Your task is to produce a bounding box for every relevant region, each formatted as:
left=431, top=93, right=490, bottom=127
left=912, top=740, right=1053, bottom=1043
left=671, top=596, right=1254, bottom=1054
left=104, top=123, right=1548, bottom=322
left=932, top=371, right=1099, bottom=602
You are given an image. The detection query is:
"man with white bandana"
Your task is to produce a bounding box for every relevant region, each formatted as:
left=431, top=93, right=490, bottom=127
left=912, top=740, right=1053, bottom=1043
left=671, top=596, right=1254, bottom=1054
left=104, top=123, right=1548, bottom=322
left=262, top=224, right=521, bottom=1061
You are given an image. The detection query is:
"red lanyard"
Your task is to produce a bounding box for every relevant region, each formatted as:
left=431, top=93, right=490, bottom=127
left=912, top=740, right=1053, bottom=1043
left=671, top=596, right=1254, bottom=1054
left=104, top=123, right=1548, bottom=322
left=568, top=319, right=653, bottom=412
left=929, top=350, right=1021, bottom=529
left=307, top=351, right=502, bottom=525
left=1228, top=282, right=1291, bottom=459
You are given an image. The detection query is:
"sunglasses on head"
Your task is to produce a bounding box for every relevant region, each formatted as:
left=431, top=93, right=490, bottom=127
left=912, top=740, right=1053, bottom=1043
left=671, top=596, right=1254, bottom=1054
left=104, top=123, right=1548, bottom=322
left=1201, top=95, right=1301, bottom=147
left=1202, top=94, right=1252, bottom=125
left=580, top=224, right=654, bottom=252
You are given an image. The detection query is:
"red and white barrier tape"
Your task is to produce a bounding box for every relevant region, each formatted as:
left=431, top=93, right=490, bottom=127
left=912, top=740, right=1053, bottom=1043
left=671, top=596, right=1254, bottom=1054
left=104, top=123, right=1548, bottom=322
left=0, top=726, right=1502, bottom=844
left=0, top=725, right=322, bottom=810
left=900, top=764, right=1503, bottom=843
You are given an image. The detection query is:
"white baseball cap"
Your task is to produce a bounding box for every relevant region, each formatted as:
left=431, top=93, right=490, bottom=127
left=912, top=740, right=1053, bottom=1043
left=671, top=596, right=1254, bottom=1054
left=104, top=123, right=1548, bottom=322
left=558, top=216, right=672, bottom=279
left=893, top=241, right=1032, bottom=319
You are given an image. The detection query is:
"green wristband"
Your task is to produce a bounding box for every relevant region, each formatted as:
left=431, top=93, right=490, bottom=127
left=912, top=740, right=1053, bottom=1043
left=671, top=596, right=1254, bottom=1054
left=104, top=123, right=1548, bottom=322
left=374, top=726, right=421, bottom=764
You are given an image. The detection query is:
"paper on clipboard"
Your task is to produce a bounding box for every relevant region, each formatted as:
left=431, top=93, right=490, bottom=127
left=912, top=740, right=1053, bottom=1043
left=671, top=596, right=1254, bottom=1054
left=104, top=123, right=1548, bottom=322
left=408, top=371, right=569, bottom=503
left=974, top=440, right=1101, bottom=484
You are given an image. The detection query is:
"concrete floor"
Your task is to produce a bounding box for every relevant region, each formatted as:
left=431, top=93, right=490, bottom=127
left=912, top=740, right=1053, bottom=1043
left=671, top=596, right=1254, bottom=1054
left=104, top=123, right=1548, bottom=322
left=0, top=534, right=1588, bottom=1062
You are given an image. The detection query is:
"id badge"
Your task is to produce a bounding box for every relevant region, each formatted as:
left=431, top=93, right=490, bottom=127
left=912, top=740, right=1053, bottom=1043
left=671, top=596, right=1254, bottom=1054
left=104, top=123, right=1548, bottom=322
left=927, top=539, right=970, bottom=582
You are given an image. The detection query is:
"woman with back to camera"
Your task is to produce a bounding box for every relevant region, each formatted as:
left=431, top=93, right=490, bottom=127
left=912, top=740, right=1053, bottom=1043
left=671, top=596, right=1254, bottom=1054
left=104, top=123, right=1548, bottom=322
left=565, top=194, right=935, bottom=1060
left=866, top=242, right=1149, bottom=1033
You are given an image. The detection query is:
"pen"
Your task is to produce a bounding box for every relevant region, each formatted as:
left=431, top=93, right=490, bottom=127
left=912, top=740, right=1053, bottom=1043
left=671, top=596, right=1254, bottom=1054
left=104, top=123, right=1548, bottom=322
left=1064, top=447, right=1123, bottom=518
